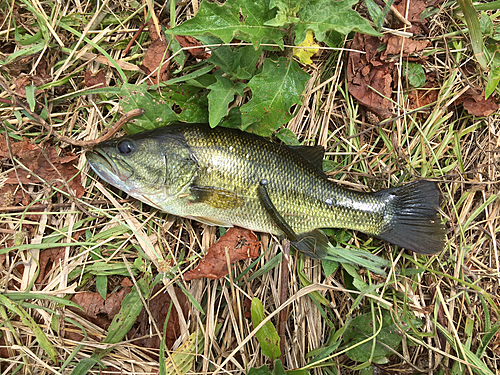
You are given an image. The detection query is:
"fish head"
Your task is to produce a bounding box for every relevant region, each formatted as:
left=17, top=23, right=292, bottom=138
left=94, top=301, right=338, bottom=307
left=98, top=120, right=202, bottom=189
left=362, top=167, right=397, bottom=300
left=86, top=134, right=171, bottom=198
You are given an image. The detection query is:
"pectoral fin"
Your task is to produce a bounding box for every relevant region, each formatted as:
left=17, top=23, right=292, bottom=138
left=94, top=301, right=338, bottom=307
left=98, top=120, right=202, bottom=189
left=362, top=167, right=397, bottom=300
left=190, top=185, right=242, bottom=209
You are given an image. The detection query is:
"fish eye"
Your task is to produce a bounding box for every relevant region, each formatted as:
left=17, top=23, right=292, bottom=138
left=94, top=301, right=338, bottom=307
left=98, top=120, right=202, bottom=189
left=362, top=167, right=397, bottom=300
left=117, top=139, right=135, bottom=155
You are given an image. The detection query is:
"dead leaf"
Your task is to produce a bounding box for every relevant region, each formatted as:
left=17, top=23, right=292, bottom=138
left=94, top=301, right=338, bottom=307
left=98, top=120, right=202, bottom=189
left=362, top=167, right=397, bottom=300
left=393, top=0, right=432, bottom=34
left=140, top=19, right=170, bottom=84
left=460, top=90, right=499, bottom=117
left=35, top=247, right=65, bottom=285
left=84, top=69, right=107, bottom=88
left=173, top=33, right=211, bottom=59
left=347, top=33, right=395, bottom=119
left=0, top=137, right=85, bottom=199
left=184, top=227, right=261, bottom=281
left=407, top=74, right=439, bottom=110
left=129, top=285, right=188, bottom=350
left=71, top=288, right=130, bottom=329
left=382, top=35, right=429, bottom=59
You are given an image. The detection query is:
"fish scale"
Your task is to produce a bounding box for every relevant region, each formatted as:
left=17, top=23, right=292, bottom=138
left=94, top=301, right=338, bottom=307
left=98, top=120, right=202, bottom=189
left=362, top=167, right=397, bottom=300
left=87, top=123, right=445, bottom=256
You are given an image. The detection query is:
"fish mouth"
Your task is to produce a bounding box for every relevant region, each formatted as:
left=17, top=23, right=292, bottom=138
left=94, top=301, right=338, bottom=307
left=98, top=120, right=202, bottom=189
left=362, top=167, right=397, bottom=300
left=86, top=149, right=132, bottom=183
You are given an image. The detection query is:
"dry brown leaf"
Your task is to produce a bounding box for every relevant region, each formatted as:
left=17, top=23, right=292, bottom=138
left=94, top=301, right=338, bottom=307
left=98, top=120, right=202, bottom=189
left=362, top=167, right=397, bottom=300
left=71, top=288, right=130, bottom=329
left=383, top=35, right=429, bottom=58
left=140, top=19, right=170, bottom=84
left=35, top=247, right=65, bottom=285
left=407, top=75, right=439, bottom=110
left=461, top=91, right=499, bottom=117
left=0, top=137, right=85, bottom=198
left=347, top=33, right=395, bottom=119
left=184, top=227, right=261, bottom=281
left=173, top=33, right=211, bottom=59
left=84, top=69, right=107, bottom=88
left=129, top=285, right=188, bottom=350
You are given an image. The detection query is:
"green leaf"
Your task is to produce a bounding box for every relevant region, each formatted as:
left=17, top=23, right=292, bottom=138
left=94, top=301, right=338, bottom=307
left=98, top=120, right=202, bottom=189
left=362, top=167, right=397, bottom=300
left=251, top=297, right=281, bottom=361
left=294, top=0, right=380, bottom=44
left=248, top=365, right=272, bottom=375
left=275, top=128, right=300, bottom=145
left=321, top=259, right=339, bottom=277
left=103, top=275, right=150, bottom=344
left=0, top=295, right=58, bottom=363
left=166, top=0, right=285, bottom=48
left=25, top=84, right=36, bottom=112
left=485, top=66, right=500, bottom=99
left=324, top=243, right=389, bottom=276
left=240, top=57, right=309, bottom=136
left=120, top=83, right=178, bottom=132
left=480, top=11, right=493, bottom=36
left=364, top=0, right=384, bottom=30
left=342, top=310, right=419, bottom=363
left=207, top=76, right=246, bottom=127
left=200, top=36, right=262, bottom=80
left=457, top=0, right=488, bottom=70
left=273, top=359, right=286, bottom=375
left=159, top=85, right=209, bottom=124
left=96, top=275, right=108, bottom=300
left=70, top=358, right=104, bottom=375
left=119, top=83, right=208, bottom=133
left=405, top=62, right=426, bottom=88
left=265, top=0, right=301, bottom=27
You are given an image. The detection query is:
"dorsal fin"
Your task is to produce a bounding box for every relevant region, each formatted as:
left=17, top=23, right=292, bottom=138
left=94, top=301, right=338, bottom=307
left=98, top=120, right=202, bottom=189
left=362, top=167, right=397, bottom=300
left=287, top=145, right=325, bottom=171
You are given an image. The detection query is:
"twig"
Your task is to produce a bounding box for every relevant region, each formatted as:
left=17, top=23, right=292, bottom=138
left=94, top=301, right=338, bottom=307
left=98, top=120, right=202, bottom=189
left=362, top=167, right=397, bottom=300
left=122, top=23, right=146, bottom=57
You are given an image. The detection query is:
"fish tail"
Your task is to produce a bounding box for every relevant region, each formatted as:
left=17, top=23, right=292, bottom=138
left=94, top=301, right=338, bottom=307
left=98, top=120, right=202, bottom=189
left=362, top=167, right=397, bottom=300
left=375, top=180, right=445, bottom=254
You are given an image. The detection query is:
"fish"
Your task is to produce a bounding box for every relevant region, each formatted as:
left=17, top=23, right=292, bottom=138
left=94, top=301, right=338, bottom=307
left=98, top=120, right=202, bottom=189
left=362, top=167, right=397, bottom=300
left=86, top=123, right=445, bottom=258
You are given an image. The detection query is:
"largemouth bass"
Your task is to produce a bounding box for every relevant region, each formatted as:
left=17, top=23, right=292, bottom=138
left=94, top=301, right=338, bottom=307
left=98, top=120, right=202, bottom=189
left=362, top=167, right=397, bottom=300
left=86, top=123, right=445, bottom=257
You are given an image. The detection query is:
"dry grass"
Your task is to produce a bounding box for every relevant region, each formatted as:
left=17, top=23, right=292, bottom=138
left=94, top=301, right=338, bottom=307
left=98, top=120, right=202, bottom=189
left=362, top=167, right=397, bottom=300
left=0, top=0, right=499, bottom=374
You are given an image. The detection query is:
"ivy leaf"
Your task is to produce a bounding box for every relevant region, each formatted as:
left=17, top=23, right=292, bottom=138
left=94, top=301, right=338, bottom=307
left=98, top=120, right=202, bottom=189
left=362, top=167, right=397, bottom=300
left=166, top=0, right=284, bottom=48
left=294, top=0, right=380, bottom=44
left=240, top=57, right=309, bottom=136
left=207, top=76, right=246, bottom=127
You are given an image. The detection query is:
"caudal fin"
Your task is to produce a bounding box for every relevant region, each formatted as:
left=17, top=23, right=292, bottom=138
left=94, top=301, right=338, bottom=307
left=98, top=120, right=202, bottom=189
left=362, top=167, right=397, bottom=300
left=376, top=180, right=445, bottom=254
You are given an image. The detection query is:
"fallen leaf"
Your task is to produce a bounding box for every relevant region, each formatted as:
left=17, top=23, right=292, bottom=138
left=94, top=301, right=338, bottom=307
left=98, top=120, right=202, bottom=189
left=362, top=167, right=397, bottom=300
left=84, top=69, right=107, bottom=88
left=393, top=0, right=431, bottom=34
left=460, top=90, right=499, bottom=117
left=140, top=19, right=170, bottom=84
left=184, top=227, right=261, bottom=281
left=382, top=35, right=429, bottom=59
left=293, top=30, right=320, bottom=65
left=347, top=33, right=395, bottom=119
left=174, top=34, right=211, bottom=59
left=71, top=288, right=130, bottom=329
left=129, top=285, right=188, bottom=350
left=0, top=137, right=85, bottom=199
left=35, top=247, right=65, bottom=285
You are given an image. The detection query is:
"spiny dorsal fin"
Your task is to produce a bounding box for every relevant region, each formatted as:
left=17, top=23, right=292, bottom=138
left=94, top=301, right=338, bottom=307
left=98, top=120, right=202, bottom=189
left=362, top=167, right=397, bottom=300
left=287, top=145, right=325, bottom=171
